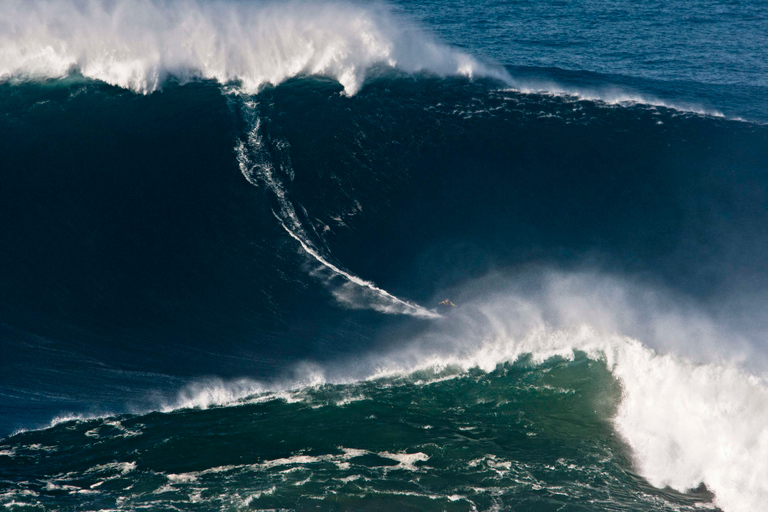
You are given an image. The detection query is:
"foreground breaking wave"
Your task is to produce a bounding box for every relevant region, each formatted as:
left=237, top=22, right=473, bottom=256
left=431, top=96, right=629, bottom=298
left=4, top=275, right=768, bottom=512
left=3, top=296, right=767, bottom=512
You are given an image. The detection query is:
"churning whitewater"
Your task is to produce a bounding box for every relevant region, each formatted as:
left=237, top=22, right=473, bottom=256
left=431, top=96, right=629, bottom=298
left=0, top=0, right=505, bottom=94
left=2, top=0, right=768, bottom=511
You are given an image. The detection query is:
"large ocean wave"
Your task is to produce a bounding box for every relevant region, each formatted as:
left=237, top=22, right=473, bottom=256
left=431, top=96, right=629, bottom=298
left=1, top=0, right=745, bottom=119
left=7, top=271, right=768, bottom=512
left=0, top=0, right=507, bottom=94
left=2, top=2, right=767, bottom=511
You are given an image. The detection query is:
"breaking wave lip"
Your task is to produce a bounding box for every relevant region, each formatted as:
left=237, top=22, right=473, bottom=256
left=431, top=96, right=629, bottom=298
left=11, top=412, right=114, bottom=438
left=0, top=0, right=506, bottom=96
left=0, top=0, right=742, bottom=121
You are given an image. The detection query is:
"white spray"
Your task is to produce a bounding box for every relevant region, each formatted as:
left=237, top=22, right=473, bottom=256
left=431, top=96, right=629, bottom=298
left=0, top=0, right=506, bottom=95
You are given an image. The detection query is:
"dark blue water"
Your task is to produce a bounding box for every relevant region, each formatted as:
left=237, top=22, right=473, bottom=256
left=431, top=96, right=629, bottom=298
left=1, top=1, right=767, bottom=511
left=398, top=0, right=768, bottom=120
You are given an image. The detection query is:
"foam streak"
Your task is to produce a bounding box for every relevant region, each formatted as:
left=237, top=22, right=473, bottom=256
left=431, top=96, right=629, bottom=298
left=279, top=219, right=439, bottom=319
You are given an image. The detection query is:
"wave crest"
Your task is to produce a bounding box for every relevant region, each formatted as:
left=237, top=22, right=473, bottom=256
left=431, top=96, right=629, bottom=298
left=0, top=0, right=506, bottom=94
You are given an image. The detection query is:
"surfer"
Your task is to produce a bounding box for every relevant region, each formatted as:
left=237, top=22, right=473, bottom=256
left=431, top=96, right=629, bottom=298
left=438, top=298, right=455, bottom=308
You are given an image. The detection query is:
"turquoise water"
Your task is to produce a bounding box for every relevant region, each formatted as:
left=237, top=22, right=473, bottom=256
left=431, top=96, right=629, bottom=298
left=0, top=355, right=716, bottom=511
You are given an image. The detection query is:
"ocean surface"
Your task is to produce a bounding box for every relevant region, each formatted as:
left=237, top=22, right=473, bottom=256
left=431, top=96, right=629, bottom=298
left=1, top=1, right=768, bottom=511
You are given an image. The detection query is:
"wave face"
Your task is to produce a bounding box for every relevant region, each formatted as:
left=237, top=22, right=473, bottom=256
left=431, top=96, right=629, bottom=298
left=2, top=1, right=768, bottom=512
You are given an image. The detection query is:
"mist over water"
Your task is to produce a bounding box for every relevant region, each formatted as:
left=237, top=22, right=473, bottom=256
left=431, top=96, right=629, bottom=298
left=2, top=0, right=768, bottom=511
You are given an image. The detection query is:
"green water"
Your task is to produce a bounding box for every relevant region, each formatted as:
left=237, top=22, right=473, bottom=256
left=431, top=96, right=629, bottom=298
left=0, top=355, right=716, bottom=511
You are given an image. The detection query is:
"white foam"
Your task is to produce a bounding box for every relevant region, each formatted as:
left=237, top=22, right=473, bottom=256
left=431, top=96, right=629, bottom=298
left=334, top=393, right=368, bottom=407
left=45, top=482, right=79, bottom=491
left=613, top=344, right=768, bottom=512
left=241, top=486, right=276, bottom=506
left=377, top=451, right=430, bottom=471
left=259, top=455, right=324, bottom=469
left=85, top=461, right=137, bottom=475
left=0, top=490, right=38, bottom=498
left=84, top=420, right=142, bottom=439
left=37, top=413, right=106, bottom=433
left=155, top=369, right=335, bottom=414
left=353, top=272, right=768, bottom=512
left=0, top=0, right=505, bottom=95
left=166, top=473, right=198, bottom=484
left=239, top=446, right=384, bottom=472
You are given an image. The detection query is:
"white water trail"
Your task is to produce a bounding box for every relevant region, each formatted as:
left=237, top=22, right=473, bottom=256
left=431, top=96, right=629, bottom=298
left=279, top=219, right=439, bottom=318
left=236, top=100, right=438, bottom=319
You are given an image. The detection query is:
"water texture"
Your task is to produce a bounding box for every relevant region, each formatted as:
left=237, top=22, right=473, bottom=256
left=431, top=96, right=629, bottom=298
left=1, top=1, right=767, bottom=511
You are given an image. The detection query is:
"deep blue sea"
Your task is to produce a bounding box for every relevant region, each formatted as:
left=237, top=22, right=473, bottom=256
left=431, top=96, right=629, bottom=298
left=2, top=1, right=768, bottom=511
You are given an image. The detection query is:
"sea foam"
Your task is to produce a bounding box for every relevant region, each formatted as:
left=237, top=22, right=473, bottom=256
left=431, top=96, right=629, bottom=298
left=0, top=0, right=505, bottom=95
